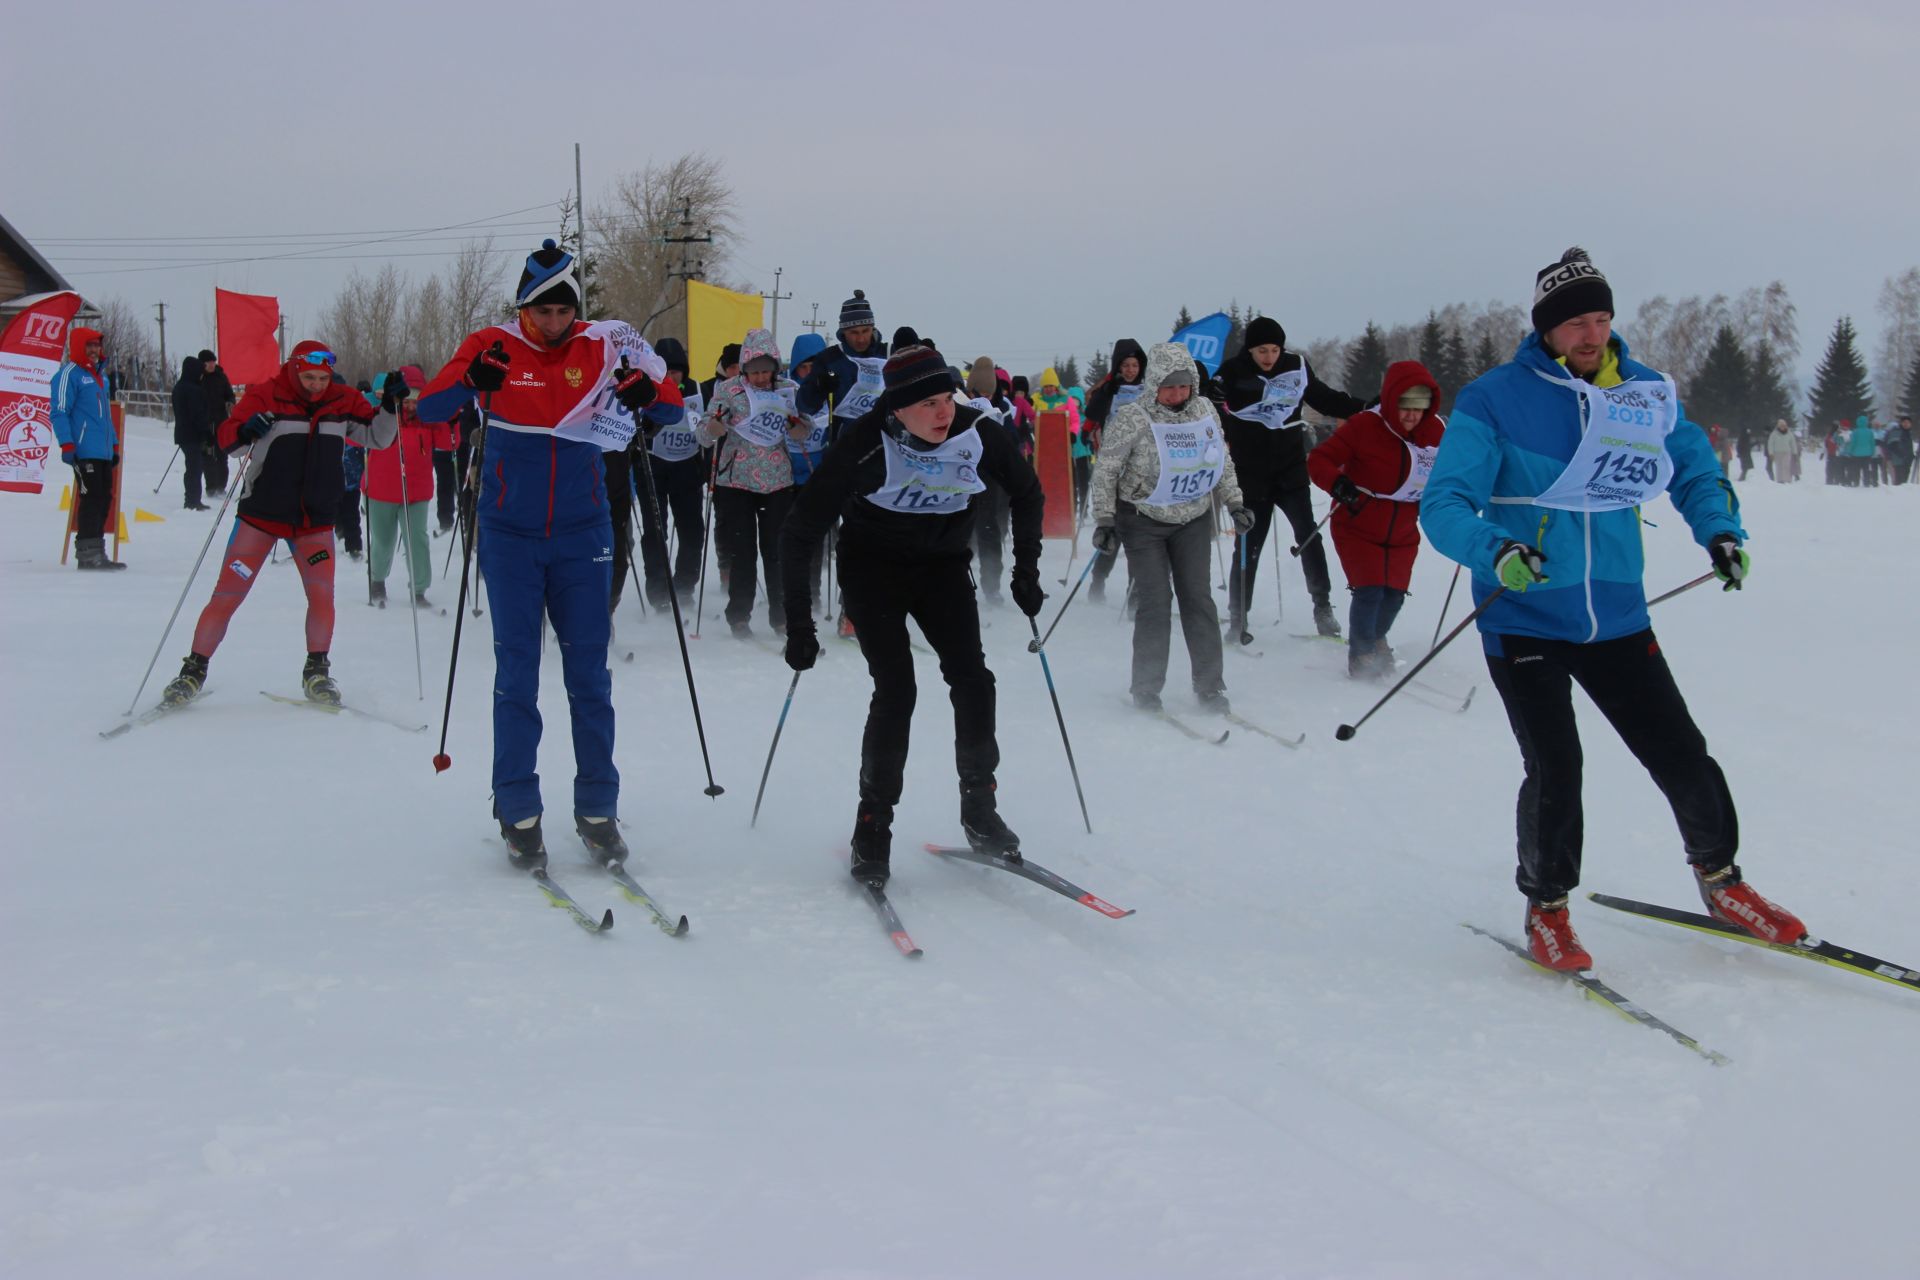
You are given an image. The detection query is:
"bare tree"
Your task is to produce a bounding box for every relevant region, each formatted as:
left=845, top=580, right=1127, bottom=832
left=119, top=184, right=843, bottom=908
left=1731, top=281, right=1799, bottom=362
left=95, top=296, right=163, bottom=391
left=590, top=152, right=742, bottom=346
left=1876, top=266, right=1920, bottom=414
left=318, top=264, right=408, bottom=384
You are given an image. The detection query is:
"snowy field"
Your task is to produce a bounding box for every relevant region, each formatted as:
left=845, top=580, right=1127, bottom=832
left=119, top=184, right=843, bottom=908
left=4, top=415, right=1915, bottom=1279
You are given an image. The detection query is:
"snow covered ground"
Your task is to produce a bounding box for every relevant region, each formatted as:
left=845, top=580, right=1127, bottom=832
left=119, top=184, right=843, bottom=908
left=5, top=416, right=1915, bottom=1279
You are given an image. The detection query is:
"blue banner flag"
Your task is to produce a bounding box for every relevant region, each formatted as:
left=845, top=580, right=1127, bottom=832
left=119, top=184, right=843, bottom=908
left=1171, top=312, right=1232, bottom=375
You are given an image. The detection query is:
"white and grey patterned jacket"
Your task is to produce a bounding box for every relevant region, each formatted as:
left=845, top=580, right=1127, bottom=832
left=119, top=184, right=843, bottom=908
left=1090, top=342, right=1243, bottom=527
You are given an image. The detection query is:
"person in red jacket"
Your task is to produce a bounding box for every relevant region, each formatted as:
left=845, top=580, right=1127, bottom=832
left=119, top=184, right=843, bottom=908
left=1307, top=360, right=1446, bottom=679
left=363, top=366, right=454, bottom=607
left=160, top=341, right=399, bottom=706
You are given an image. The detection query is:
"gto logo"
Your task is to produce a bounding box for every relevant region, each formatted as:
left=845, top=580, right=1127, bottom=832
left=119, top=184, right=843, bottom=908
left=23, top=314, right=67, bottom=343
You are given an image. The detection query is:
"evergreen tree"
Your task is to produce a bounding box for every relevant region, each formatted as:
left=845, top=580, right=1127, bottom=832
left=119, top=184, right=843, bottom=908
left=1747, top=341, right=1796, bottom=429
left=1060, top=354, right=1081, bottom=388
left=1472, top=330, right=1503, bottom=381
left=1417, top=311, right=1447, bottom=377
left=1226, top=305, right=1248, bottom=357
left=1174, top=306, right=1194, bottom=332
left=1439, top=329, right=1472, bottom=411
left=1807, top=316, right=1876, bottom=434
left=1086, top=349, right=1110, bottom=387
left=1901, top=355, right=1920, bottom=420
left=1343, top=322, right=1390, bottom=399
left=1687, top=325, right=1753, bottom=431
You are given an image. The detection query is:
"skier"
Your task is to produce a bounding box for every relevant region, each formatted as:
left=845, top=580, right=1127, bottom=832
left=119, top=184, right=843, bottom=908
left=786, top=332, right=833, bottom=615
left=961, top=356, right=1017, bottom=606
left=634, top=337, right=708, bottom=610
left=49, top=326, right=126, bottom=572
left=777, top=345, right=1047, bottom=887
left=1307, top=361, right=1447, bottom=679
left=159, top=342, right=398, bottom=706
left=796, top=289, right=890, bottom=433
left=1420, top=246, right=1803, bottom=971
left=363, top=366, right=451, bottom=607
left=415, top=239, right=682, bottom=867
left=1082, top=338, right=1148, bottom=603
left=169, top=355, right=213, bottom=511
left=697, top=327, right=804, bottom=638
left=1206, top=316, right=1366, bottom=642
left=1089, top=342, right=1249, bottom=712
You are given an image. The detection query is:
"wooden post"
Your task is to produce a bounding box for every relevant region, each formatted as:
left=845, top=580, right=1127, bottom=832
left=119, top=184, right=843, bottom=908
left=109, top=402, right=126, bottom=562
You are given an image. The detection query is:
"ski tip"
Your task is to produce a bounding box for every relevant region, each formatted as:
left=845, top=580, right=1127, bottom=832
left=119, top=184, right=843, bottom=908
left=892, top=932, right=923, bottom=958
left=599, top=908, right=615, bottom=930
left=1080, top=895, right=1135, bottom=919
left=671, top=916, right=690, bottom=936
left=1214, top=730, right=1231, bottom=744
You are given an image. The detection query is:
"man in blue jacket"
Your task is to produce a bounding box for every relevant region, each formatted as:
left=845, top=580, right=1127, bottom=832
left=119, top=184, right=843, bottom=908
left=49, top=325, right=126, bottom=572
left=1421, top=247, right=1803, bottom=971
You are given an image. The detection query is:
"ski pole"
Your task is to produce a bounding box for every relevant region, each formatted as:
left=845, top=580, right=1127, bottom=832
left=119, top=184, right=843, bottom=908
left=151, top=446, right=180, bottom=494
left=122, top=443, right=256, bottom=715
left=1027, top=615, right=1093, bottom=834
left=1337, top=587, right=1506, bottom=741
left=392, top=413, right=425, bottom=700
left=750, top=670, right=801, bottom=827
left=1428, top=563, right=1462, bottom=653
left=694, top=449, right=716, bottom=638
left=432, top=351, right=501, bottom=773
left=627, top=365, right=725, bottom=797
left=363, top=487, right=376, bottom=604
left=1029, top=547, right=1106, bottom=652
left=1648, top=570, right=1717, bottom=607
left=1290, top=504, right=1337, bottom=556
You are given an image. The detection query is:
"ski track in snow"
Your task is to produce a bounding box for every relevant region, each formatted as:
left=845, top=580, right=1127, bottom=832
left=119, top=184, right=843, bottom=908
left=4, top=417, right=1914, bottom=1278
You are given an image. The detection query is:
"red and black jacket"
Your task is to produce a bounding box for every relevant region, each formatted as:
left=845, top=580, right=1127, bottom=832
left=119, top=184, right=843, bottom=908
left=217, top=369, right=382, bottom=537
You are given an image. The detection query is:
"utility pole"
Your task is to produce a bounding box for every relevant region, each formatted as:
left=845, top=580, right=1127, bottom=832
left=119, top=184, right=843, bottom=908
left=802, top=303, right=827, bottom=337
left=661, top=203, right=714, bottom=346
left=759, top=267, right=793, bottom=348
left=574, top=142, right=588, bottom=316
left=277, top=317, right=287, bottom=363
left=154, top=302, right=167, bottom=385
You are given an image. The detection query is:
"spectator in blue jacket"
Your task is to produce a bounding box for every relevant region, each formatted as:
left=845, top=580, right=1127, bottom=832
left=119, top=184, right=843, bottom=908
left=1420, top=246, right=1801, bottom=972
left=49, top=325, right=126, bottom=572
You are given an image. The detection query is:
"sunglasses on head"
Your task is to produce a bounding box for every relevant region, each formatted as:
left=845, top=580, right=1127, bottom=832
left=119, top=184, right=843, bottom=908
left=296, top=350, right=338, bottom=367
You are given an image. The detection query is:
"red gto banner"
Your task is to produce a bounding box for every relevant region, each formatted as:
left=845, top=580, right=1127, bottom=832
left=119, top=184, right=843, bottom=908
left=0, top=290, right=84, bottom=495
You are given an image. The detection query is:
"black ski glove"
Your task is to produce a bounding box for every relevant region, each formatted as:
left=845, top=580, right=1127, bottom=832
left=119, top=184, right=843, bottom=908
left=380, top=371, right=412, bottom=414
left=462, top=343, right=510, bottom=393
left=1091, top=525, right=1120, bottom=556
left=1708, top=534, right=1749, bottom=591
left=1230, top=506, right=1254, bottom=533
left=237, top=412, right=275, bottom=444
left=784, top=625, right=820, bottom=672
left=613, top=362, right=659, bottom=415
left=1010, top=566, right=1047, bottom=618
left=1330, top=476, right=1366, bottom=513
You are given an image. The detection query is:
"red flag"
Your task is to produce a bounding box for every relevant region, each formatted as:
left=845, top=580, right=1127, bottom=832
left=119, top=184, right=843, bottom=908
left=215, top=288, right=280, bottom=385
left=0, top=290, right=84, bottom=495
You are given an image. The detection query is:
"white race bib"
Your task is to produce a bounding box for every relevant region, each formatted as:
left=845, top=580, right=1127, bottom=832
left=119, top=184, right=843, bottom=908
left=1110, top=382, right=1144, bottom=411
left=1370, top=438, right=1440, bottom=504
left=1143, top=417, right=1226, bottom=506
left=733, top=385, right=796, bottom=449
left=552, top=320, right=668, bottom=451
left=785, top=407, right=831, bottom=457
left=1532, top=374, right=1678, bottom=511
left=650, top=385, right=702, bottom=462
left=965, top=396, right=1002, bottom=423
left=865, top=425, right=989, bottom=516
left=1228, top=366, right=1309, bottom=430
left=836, top=356, right=886, bottom=419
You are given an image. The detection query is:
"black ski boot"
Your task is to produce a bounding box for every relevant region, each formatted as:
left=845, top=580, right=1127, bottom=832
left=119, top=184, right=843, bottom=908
left=499, top=812, right=547, bottom=871
left=960, top=783, right=1022, bottom=860
left=301, top=651, right=341, bottom=705
left=162, top=653, right=209, bottom=707
left=850, top=800, right=893, bottom=887
left=576, top=815, right=628, bottom=866
left=75, top=536, right=127, bottom=571
left=1312, top=598, right=1342, bottom=637
left=1197, top=689, right=1231, bottom=715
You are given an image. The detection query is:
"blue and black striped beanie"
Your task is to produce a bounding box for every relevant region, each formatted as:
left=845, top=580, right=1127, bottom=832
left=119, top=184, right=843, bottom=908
left=517, top=239, right=580, bottom=309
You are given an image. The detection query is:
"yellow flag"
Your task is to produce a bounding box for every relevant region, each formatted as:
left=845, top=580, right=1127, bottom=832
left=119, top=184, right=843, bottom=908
left=117, top=512, right=131, bottom=541
left=686, top=281, right=766, bottom=380
left=58, top=484, right=72, bottom=512
left=134, top=508, right=166, bottom=523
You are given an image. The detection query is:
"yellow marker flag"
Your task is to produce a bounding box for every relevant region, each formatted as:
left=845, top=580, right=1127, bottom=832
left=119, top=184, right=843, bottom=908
left=117, top=512, right=130, bottom=541
left=58, top=484, right=71, bottom=512
left=134, top=508, right=166, bottom=523
left=686, top=280, right=766, bottom=380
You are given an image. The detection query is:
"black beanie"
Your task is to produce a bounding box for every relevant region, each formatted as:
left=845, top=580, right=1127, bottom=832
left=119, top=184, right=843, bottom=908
left=839, top=289, right=875, bottom=331
left=654, top=337, right=690, bottom=375
left=892, top=326, right=921, bottom=351
left=517, top=238, right=580, bottom=310
left=1244, top=316, right=1286, bottom=351
left=197, top=348, right=216, bottom=362
left=1531, top=247, right=1613, bottom=334
left=881, top=344, right=957, bottom=410
left=717, top=342, right=742, bottom=373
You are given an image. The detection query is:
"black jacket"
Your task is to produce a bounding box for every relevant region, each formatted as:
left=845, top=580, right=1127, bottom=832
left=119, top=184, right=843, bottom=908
left=170, top=358, right=212, bottom=446
left=1206, top=349, right=1365, bottom=497
left=779, top=404, right=1043, bottom=624
left=203, top=365, right=236, bottom=418
left=1084, top=338, right=1148, bottom=434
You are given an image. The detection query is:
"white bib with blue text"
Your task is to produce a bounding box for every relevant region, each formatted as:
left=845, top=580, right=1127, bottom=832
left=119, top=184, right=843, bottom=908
left=1227, top=366, right=1309, bottom=430
left=865, top=425, right=988, bottom=515
left=1532, top=373, right=1678, bottom=511
left=1143, top=417, right=1226, bottom=507
left=836, top=356, right=886, bottom=419
left=650, top=385, right=703, bottom=462
left=734, top=385, right=795, bottom=449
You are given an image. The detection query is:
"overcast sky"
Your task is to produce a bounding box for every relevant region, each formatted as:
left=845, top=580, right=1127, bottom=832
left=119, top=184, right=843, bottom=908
left=6, top=0, right=1915, bottom=384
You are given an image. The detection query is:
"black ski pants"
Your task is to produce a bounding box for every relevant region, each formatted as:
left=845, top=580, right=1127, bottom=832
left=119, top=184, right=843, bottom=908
left=181, top=439, right=211, bottom=506
left=841, top=552, right=997, bottom=807
left=1229, top=482, right=1331, bottom=624
left=605, top=450, right=636, bottom=607
left=973, top=477, right=1009, bottom=597
left=714, top=485, right=796, bottom=628
left=1485, top=628, right=1737, bottom=903
left=71, top=458, right=115, bottom=539
left=637, top=453, right=707, bottom=602
left=434, top=450, right=457, bottom=529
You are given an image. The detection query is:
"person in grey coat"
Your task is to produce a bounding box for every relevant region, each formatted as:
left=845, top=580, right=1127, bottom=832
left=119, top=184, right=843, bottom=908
left=1090, top=342, right=1252, bottom=713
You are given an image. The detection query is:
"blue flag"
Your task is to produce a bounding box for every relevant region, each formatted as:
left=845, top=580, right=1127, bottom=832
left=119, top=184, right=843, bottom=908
left=1171, top=312, right=1232, bottom=375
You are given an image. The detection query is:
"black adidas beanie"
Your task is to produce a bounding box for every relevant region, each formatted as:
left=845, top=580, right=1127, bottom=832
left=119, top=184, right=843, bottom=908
left=1531, top=247, right=1613, bottom=334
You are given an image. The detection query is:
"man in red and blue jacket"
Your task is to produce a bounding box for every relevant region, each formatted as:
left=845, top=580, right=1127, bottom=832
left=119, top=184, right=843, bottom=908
left=418, top=239, right=682, bottom=867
